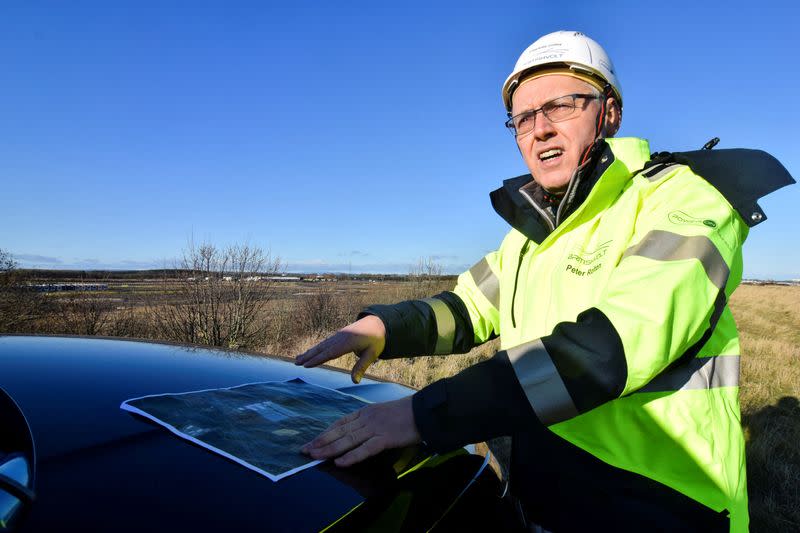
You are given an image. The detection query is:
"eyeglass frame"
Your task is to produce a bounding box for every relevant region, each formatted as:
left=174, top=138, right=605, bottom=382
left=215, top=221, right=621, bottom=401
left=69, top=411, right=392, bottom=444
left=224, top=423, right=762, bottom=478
left=505, top=93, right=602, bottom=138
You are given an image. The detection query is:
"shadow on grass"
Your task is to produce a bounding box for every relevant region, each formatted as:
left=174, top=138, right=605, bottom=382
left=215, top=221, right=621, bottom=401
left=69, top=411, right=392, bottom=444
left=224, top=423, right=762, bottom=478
left=742, top=396, right=800, bottom=532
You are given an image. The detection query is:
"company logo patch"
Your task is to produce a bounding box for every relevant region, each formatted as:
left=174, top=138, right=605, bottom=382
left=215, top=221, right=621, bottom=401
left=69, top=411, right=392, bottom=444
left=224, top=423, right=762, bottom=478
left=566, top=240, right=612, bottom=265
left=668, top=210, right=716, bottom=228
left=565, top=241, right=612, bottom=277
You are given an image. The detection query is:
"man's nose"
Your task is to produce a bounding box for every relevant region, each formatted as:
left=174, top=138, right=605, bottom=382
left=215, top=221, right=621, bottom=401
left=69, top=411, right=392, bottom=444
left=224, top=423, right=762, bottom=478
left=533, top=112, right=556, bottom=141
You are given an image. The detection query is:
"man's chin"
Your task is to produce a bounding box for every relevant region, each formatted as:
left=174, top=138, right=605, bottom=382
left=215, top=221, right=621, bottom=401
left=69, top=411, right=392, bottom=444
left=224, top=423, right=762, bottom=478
left=533, top=170, right=571, bottom=193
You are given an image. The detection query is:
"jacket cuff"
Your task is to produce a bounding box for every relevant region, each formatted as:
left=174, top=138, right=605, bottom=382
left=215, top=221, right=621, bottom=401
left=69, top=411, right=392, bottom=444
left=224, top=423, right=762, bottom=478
left=411, top=351, right=542, bottom=453
left=358, top=301, right=436, bottom=358
left=358, top=305, right=411, bottom=359
left=412, top=380, right=451, bottom=451
left=359, top=292, right=476, bottom=359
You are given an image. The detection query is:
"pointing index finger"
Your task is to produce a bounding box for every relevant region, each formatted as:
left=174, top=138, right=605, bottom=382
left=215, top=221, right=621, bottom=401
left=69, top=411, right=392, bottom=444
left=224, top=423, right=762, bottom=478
left=296, top=334, right=340, bottom=366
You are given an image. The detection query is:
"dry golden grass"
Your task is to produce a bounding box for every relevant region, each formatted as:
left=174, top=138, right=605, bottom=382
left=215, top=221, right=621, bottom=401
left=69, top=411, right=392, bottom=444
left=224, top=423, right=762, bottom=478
left=732, top=286, right=800, bottom=405
left=11, top=277, right=798, bottom=529
left=730, top=285, right=800, bottom=532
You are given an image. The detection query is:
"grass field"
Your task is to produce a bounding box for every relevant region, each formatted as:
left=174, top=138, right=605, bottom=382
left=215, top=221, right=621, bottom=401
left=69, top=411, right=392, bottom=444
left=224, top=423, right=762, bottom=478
left=731, top=285, right=800, bottom=531
left=4, top=278, right=798, bottom=530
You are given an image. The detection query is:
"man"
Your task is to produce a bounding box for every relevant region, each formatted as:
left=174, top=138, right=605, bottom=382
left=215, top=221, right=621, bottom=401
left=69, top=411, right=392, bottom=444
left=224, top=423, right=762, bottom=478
left=295, top=31, right=793, bottom=531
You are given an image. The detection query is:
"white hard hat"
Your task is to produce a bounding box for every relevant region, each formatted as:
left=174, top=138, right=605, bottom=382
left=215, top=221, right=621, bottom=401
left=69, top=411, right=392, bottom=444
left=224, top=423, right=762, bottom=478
left=502, top=31, right=623, bottom=113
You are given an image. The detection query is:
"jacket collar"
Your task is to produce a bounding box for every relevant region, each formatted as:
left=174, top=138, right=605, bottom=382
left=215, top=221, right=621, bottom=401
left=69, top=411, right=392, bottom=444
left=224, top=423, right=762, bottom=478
left=649, top=147, right=795, bottom=227
left=490, top=137, right=651, bottom=243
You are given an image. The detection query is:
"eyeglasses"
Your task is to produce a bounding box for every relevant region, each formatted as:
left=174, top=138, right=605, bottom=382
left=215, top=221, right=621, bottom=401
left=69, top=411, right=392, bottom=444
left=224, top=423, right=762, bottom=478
left=505, top=93, right=601, bottom=137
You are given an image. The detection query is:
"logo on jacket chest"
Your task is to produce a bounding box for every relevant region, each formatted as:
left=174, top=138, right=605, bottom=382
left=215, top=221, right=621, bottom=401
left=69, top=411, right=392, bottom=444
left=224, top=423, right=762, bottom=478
left=668, top=210, right=717, bottom=228
left=565, top=240, right=612, bottom=277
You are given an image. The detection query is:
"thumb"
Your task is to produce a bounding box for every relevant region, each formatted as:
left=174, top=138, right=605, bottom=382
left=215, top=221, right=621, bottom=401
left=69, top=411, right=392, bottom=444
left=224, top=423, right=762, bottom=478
left=351, top=347, right=380, bottom=384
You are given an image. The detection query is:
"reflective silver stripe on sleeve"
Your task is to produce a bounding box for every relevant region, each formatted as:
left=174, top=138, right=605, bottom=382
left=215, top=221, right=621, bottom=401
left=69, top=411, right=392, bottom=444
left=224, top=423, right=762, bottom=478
left=468, top=258, right=500, bottom=309
left=421, top=298, right=456, bottom=355
left=506, top=339, right=579, bottom=425
left=622, top=230, right=730, bottom=290
left=636, top=355, right=740, bottom=394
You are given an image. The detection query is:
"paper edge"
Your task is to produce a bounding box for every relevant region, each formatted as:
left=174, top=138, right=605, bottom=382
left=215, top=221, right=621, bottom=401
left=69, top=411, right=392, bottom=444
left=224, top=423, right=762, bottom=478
left=119, top=377, right=370, bottom=481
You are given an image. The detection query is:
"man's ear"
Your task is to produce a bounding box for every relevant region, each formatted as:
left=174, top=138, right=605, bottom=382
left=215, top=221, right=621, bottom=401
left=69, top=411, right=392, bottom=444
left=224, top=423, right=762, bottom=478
left=604, top=97, right=621, bottom=137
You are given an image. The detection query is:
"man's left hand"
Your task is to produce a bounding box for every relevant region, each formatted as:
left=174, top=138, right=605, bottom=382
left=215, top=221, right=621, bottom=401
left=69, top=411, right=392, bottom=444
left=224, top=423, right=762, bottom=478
left=301, top=397, right=421, bottom=467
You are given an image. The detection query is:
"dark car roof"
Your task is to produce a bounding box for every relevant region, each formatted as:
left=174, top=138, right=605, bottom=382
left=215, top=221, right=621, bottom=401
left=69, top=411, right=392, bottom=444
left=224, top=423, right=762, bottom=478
left=0, top=335, right=420, bottom=532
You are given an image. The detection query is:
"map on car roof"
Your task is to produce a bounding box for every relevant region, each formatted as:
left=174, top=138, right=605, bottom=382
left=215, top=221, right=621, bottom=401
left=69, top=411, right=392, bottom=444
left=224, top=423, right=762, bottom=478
left=120, top=378, right=370, bottom=481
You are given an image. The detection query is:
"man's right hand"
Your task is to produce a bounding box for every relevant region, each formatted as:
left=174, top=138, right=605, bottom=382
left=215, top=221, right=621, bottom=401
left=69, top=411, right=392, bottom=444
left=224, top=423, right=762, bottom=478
left=294, top=314, right=387, bottom=384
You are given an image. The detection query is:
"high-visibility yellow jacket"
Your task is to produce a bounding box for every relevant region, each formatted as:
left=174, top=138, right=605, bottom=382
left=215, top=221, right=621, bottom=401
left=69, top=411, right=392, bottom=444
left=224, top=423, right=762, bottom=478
left=363, top=137, right=794, bottom=532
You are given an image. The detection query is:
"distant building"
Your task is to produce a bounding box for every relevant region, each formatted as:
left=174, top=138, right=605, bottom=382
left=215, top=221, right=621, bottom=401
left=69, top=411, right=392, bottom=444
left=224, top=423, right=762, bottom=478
left=29, top=283, right=109, bottom=292
left=741, top=279, right=800, bottom=286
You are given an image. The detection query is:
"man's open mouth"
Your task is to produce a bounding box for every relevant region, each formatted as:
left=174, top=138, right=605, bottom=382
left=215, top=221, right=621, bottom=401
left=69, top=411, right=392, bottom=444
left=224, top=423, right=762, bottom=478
left=539, top=148, right=563, bottom=162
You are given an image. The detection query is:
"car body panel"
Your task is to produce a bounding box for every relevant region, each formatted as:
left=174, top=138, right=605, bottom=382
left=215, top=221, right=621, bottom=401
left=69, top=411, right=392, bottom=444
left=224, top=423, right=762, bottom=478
left=0, top=336, right=503, bottom=532
left=0, top=336, right=411, bottom=461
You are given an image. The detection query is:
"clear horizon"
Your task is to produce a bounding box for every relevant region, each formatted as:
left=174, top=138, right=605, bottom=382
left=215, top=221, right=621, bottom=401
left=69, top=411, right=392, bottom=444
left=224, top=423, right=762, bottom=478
left=11, top=264, right=800, bottom=282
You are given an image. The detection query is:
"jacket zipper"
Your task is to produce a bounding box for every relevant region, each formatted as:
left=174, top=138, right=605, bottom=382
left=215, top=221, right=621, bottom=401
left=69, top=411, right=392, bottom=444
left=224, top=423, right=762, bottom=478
left=555, top=166, right=583, bottom=227
left=511, top=161, right=590, bottom=328
left=518, top=188, right=555, bottom=232
left=511, top=239, right=531, bottom=328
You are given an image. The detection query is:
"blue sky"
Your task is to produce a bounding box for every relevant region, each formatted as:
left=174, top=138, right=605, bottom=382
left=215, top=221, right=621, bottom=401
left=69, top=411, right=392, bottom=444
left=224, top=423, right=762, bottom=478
left=2, top=0, right=798, bottom=278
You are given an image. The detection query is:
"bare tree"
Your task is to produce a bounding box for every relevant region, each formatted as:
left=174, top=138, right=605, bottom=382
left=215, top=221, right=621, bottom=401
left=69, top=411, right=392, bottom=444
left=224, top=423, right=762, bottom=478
left=150, top=242, right=281, bottom=349
left=0, top=248, right=45, bottom=333
left=0, top=249, right=14, bottom=274
left=297, top=288, right=341, bottom=334
left=405, top=256, right=451, bottom=300
left=107, top=305, right=148, bottom=338
left=55, top=297, right=112, bottom=336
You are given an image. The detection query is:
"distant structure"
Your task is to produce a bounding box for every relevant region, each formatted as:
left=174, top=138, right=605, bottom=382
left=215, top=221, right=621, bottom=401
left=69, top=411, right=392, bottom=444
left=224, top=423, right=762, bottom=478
left=263, top=276, right=301, bottom=282
left=741, top=279, right=800, bottom=286
left=29, top=283, right=109, bottom=292
left=303, top=275, right=336, bottom=283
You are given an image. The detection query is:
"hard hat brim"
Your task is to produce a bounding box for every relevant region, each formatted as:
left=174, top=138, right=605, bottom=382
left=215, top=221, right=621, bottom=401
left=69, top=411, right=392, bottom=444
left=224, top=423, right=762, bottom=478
left=503, top=63, right=622, bottom=113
